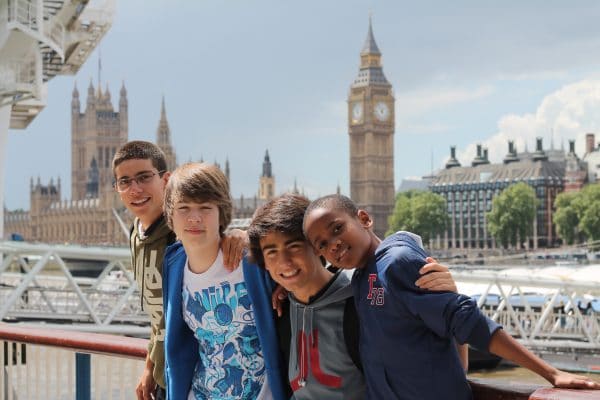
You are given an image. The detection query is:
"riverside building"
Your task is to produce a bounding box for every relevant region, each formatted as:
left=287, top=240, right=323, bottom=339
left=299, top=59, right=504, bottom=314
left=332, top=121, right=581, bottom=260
left=430, top=138, right=589, bottom=251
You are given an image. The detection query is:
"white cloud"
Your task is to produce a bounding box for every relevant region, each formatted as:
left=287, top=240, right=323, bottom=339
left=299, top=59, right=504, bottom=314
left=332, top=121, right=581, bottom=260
left=456, top=79, right=600, bottom=165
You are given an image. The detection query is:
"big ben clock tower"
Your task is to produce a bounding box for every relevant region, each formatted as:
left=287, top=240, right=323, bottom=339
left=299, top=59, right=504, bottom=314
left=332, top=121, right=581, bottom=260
left=348, top=18, right=395, bottom=238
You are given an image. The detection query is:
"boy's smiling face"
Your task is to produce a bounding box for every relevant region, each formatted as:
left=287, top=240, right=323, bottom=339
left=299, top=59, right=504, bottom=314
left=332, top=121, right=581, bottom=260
left=114, top=158, right=169, bottom=228
left=259, top=231, right=324, bottom=295
left=303, top=207, right=374, bottom=269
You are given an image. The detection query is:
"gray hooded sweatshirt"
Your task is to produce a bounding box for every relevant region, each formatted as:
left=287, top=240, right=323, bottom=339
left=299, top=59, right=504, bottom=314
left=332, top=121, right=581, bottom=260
left=288, top=271, right=365, bottom=400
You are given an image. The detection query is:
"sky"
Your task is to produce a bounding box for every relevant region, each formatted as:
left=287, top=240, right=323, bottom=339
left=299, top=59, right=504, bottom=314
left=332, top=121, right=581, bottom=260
left=5, top=0, right=600, bottom=210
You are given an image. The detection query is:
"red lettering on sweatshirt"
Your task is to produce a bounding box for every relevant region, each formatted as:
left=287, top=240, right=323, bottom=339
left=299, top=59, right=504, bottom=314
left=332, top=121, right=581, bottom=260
left=366, top=273, right=385, bottom=306
left=290, top=329, right=342, bottom=391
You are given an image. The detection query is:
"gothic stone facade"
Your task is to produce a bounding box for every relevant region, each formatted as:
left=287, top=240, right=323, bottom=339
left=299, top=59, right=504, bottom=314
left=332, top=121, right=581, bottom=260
left=4, top=81, right=273, bottom=243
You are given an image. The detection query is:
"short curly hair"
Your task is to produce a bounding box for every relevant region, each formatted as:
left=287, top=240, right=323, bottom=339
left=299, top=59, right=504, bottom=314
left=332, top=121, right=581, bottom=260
left=112, top=141, right=168, bottom=178
left=303, top=194, right=358, bottom=234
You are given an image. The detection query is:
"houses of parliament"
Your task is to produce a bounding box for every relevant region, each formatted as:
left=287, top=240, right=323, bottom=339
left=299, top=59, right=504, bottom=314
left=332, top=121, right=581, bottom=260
left=3, top=79, right=277, bottom=245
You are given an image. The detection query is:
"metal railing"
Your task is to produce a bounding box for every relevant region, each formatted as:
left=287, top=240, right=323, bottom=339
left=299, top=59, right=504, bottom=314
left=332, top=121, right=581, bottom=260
left=0, top=58, right=38, bottom=92
left=1, top=324, right=598, bottom=400
left=6, top=0, right=40, bottom=31
left=3, top=0, right=65, bottom=61
left=42, top=18, right=64, bottom=58
left=0, top=323, right=145, bottom=400
left=2, top=240, right=600, bottom=350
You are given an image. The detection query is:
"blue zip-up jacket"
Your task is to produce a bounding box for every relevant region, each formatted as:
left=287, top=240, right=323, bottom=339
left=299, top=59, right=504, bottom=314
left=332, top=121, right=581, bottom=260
left=352, top=232, right=502, bottom=400
left=162, top=241, right=289, bottom=400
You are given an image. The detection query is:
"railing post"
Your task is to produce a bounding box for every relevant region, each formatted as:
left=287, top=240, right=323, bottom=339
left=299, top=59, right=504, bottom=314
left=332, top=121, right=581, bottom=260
left=75, top=353, right=91, bottom=400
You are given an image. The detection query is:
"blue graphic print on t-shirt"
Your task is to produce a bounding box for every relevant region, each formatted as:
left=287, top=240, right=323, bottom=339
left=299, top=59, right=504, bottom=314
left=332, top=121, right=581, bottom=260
left=183, top=280, right=265, bottom=400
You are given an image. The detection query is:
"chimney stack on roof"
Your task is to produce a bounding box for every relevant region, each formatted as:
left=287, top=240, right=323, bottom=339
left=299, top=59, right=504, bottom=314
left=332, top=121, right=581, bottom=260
left=586, top=133, right=596, bottom=155
left=532, top=137, right=548, bottom=161
left=503, top=140, right=519, bottom=164
left=472, top=144, right=487, bottom=166
left=445, top=146, right=461, bottom=169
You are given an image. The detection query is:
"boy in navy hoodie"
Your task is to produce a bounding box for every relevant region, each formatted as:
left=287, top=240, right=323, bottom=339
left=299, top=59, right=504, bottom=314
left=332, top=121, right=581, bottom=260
left=303, top=194, right=599, bottom=400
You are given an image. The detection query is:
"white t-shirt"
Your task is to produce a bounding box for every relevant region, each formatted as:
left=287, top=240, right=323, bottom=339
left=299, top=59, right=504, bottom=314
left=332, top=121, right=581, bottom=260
left=182, top=250, right=273, bottom=400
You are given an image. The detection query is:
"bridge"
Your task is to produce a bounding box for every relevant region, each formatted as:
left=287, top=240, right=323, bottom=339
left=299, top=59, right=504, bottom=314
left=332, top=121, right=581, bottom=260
left=1, top=241, right=600, bottom=363
left=0, top=240, right=147, bottom=336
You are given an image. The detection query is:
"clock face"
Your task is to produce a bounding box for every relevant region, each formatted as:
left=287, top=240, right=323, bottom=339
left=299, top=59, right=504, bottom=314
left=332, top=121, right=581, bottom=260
left=374, top=102, right=390, bottom=121
left=351, top=102, right=363, bottom=123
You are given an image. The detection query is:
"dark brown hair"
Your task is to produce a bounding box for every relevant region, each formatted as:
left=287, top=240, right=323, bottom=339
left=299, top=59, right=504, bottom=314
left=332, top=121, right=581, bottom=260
left=112, top=140, right=168, bottom=178
left=248, top=193, right=310, bottom=268
left=163, top=162, right=232, bottom=236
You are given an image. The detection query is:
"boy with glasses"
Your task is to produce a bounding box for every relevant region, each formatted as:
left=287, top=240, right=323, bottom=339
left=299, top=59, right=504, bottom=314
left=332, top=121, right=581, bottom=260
left=112, top=141, right=246, bottom=400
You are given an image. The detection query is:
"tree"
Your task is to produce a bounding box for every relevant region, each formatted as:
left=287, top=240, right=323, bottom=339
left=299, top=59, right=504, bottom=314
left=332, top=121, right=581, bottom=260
left=554, top=184, right=600, bottom=245
left=554, top=192, right=580, bottom=245
left=387, top=191, right=416, bottom=234
left=487, top=182, right=538, bottom=248
left=580, top=201, right=600, bottom=242
left=387, top=190, right=448, bottom=245
left=576, top=184, right=600, bottom=242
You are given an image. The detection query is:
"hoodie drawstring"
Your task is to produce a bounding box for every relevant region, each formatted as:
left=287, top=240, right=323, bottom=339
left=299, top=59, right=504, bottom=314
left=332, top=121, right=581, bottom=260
left=299, top=306, right=307, bottom=387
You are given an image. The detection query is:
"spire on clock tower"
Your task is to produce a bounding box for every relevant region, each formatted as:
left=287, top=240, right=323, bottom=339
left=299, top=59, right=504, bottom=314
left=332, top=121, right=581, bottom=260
left=354, top=17, right=389, bottom=87
left=362, top=16, right=381, bottom=55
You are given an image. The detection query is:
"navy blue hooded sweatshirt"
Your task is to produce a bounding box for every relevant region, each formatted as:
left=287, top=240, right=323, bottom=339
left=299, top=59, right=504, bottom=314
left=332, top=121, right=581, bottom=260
left=352, top=232, right=501, bottom=400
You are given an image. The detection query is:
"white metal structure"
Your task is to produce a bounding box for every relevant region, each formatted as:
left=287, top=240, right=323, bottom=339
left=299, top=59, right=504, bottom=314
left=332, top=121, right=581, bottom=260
left=454, top=267, right=600, bottom=353
left=0, top=240, right=149, bottom=336
left=2, top=240, right=600, bottom=357
left=0, top=0, right=114, bottom=240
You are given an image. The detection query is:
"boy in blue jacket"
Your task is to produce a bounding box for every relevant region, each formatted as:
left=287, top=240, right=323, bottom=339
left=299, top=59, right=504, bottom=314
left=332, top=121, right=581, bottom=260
left=303, top=194, right=599, bottom=400
left=161, top=162, right=289, bottom=400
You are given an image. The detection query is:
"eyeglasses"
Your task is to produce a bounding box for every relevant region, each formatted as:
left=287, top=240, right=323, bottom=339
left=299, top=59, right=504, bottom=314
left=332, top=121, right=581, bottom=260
left=114, top=170, right=165, bottom=192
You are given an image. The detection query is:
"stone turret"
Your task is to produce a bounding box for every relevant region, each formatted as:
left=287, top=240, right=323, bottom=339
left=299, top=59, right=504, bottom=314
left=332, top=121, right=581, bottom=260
left=156, top=96, right=177, bottom=171
left=259, top=150, right=275, bottom=200
left=119, top=81, right=128, bottom=136
left=72, top=83, right=80, bottom=115
left=86, top=79, right=96, bottom=111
